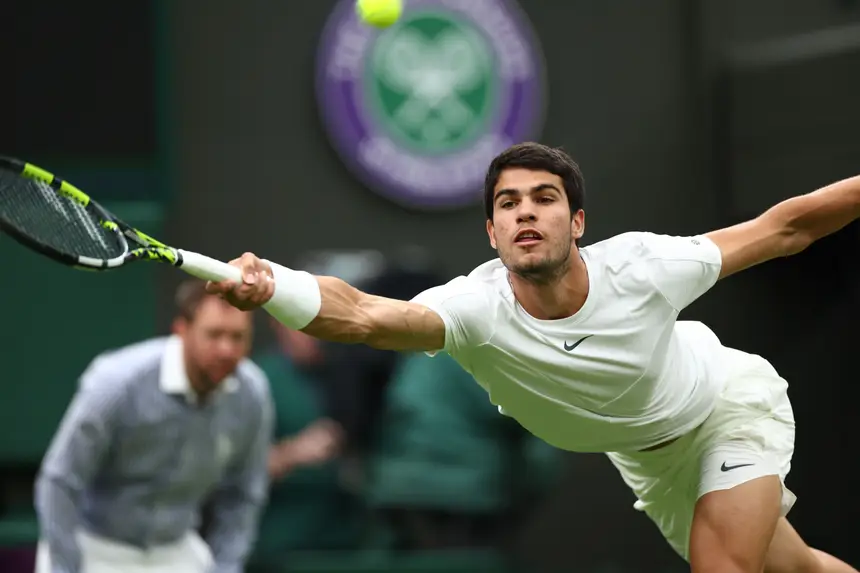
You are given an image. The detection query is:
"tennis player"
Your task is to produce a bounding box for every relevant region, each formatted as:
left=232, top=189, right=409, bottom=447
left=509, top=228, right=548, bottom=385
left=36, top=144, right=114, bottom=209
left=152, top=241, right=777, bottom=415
left=207, top=142, right=858, bottom=572
left=35, top=279, right=273, bottom=573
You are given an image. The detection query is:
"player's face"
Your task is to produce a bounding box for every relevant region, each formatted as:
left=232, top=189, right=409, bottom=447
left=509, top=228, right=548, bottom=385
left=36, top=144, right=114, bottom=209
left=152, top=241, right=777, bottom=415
left=177, top=296, right=252, bottom=392
left=486, top=168, right=584, bottom=283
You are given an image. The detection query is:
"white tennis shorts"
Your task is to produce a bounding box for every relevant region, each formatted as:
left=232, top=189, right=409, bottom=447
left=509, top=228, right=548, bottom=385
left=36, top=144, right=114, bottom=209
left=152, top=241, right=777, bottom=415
left=606, top=347, right=797, bottom=561
left=35, top=528, right=213, bottom=573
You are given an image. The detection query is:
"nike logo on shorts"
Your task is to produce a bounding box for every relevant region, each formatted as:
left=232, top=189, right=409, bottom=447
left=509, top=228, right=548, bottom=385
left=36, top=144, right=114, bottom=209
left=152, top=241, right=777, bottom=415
left=720, top=462, right=754, bottom=472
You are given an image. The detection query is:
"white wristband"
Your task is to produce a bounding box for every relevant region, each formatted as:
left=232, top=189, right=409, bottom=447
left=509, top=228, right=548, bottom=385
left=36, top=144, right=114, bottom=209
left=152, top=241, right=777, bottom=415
left=261, top=260, right=322, bottom=330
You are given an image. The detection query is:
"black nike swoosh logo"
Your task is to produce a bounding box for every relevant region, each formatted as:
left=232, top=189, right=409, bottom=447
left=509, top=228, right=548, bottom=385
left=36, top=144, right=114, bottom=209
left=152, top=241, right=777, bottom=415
left=564, top=335, right=593, bottom=352
left=720, top=462, right=754, bottom=472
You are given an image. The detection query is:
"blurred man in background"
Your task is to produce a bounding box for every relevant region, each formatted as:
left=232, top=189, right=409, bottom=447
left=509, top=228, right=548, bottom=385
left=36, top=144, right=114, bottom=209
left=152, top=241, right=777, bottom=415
left=34, top=279, right=273, bottom=573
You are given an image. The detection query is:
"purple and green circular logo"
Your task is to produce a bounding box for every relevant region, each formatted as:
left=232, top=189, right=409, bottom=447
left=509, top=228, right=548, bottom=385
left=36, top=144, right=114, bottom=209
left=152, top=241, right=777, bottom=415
left=316, top=0, right=547, bottom=210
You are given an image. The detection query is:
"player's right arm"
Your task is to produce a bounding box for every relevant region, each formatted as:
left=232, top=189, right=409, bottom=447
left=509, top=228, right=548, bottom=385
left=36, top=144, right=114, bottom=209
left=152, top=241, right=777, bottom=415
left=300, top=275, right=447, bottom=351
left=207, top=253, right=490, bottom=354
left=34, top=357, right=125, bottom=573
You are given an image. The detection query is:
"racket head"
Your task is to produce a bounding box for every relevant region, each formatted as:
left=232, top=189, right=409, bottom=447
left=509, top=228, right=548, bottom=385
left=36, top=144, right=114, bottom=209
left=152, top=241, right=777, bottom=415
left=0, top=156, right=179, bottom=270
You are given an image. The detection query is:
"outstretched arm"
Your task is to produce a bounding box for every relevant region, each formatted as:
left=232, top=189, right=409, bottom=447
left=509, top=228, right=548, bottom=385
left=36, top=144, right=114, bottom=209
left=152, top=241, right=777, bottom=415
left=206, top=254, right=446, bottom=352
left=706, top=174, right=860, bottom=279
left=301, top=275, right=447, bottom=351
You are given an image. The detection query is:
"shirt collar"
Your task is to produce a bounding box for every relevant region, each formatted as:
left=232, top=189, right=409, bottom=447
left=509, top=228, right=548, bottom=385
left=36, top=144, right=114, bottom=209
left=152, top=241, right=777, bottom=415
left=159, top=335, right=239, bottom=404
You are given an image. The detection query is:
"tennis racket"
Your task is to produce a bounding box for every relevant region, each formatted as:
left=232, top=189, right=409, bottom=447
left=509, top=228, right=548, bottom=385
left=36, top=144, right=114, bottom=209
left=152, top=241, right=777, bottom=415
left=0, top=156, right=243, bottom=283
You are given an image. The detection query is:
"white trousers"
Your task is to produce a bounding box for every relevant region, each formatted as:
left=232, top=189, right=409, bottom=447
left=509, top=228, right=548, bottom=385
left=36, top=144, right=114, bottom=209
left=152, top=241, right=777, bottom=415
left=35, top=529, right=213, bottom=573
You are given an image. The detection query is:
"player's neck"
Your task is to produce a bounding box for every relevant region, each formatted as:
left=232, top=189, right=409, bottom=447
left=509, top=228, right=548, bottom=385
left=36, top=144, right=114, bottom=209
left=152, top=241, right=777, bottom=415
left=510, top=253, right=589, bottom=320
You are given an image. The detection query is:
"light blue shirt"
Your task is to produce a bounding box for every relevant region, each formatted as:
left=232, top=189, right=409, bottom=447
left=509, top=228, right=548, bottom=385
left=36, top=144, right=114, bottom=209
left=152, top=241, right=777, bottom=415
left=34, top=335, right=274, bottom=573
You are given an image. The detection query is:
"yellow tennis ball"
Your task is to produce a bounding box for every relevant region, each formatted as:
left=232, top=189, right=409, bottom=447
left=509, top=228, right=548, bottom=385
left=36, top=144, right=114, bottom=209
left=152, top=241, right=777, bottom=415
left=356, top=0, right=402, bottom=28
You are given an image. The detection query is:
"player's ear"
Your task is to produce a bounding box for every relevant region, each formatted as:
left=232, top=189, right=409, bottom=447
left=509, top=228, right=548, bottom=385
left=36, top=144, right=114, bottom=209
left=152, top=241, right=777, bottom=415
left=486, top=219, right=497, bottom=249
left=571, top=209, right=585, bottom=242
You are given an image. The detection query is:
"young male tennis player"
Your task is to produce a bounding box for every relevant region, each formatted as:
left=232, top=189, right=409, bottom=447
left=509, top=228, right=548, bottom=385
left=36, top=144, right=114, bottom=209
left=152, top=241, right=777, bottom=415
left=207, top=142, right=858, bottom=573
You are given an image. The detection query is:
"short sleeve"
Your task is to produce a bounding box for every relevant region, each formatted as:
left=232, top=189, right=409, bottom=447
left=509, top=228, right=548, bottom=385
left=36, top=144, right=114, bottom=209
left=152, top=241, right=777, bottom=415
left=410, top=276, right=496, bottom=356
left=637, top=232, right=723, bottom=310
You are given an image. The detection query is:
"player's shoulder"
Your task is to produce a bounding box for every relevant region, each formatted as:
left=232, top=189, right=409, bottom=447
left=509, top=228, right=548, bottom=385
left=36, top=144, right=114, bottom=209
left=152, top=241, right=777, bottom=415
left=583, top=231, right=714, bottom=265
left=580, top=232, right=653, bottom=271
left=409, top=260, right=504, bottom=351
left=414, top=259, right=506, bottom=303
left=583, top=231, right=654, bottom=253
left=77, top=337, right=168, bottom=397
left=580, top=231, right=694, bottom=293
left=447, top=258, right=509, bottom=298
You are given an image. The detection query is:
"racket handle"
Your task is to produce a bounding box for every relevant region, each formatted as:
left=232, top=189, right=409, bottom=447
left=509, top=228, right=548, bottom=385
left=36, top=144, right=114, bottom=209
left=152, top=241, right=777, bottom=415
left=176, top=250, right=243, bottom=283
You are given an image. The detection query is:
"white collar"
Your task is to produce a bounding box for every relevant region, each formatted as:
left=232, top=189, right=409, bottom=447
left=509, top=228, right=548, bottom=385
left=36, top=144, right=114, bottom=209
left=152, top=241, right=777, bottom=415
left=159, top=335, right=239, bottom=404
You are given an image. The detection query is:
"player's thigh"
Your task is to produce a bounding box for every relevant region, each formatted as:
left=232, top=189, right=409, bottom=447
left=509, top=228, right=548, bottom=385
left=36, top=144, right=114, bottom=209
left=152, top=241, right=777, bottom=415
left=689, top=474, right=782, bottom=573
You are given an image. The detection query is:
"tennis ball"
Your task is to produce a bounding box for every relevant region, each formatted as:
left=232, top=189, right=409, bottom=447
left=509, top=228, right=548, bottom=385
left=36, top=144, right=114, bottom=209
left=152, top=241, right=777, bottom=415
left=356, top=0, right=402, bottom=28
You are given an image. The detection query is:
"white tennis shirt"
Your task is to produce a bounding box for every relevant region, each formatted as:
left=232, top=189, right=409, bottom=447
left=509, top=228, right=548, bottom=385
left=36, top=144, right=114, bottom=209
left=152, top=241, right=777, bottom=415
left=411, top=232, right=729, bottom=453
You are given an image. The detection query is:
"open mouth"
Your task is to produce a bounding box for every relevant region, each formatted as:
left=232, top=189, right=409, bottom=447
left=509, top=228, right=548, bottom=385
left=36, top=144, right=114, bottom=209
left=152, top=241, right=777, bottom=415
left=514, top=229, right=543, bottom=245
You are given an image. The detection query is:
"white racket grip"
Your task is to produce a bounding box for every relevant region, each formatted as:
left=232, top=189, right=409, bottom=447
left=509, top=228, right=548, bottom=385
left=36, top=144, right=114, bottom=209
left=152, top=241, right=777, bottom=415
left=177, top=249, right=243, bottom=283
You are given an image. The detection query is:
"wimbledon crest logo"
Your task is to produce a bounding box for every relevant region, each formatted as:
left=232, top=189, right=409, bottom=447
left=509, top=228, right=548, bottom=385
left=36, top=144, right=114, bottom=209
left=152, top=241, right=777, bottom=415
left=316, top=0, right=547, bottom=209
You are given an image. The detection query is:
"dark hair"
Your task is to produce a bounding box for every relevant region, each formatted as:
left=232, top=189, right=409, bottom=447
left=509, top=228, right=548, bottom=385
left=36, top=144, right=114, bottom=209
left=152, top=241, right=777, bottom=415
left=483, top=142, right=585, bottom=221
left=174, top=278, right=216, bottom=322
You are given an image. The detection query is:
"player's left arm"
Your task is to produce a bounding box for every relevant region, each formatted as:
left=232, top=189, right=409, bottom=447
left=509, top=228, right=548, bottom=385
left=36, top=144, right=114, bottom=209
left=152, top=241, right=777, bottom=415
left=705, top=174, right=860, bottom=279
left=204, top=370, right=274, bottom=573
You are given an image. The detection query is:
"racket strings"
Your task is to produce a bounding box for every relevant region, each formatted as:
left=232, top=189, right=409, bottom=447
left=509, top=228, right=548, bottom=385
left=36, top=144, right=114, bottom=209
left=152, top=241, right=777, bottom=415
left=0, top=171, right=126, bottom=260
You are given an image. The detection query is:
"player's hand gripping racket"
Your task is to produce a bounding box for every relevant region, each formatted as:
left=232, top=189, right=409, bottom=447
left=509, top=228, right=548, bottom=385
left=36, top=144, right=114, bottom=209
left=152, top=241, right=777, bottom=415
left=0, top=156, right=243, bottom=283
